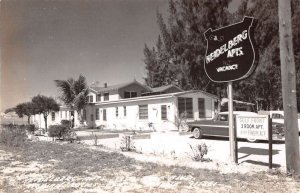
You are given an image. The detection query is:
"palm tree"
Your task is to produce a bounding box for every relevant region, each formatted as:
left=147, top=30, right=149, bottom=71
left=55, top=74, right=89, bottom=125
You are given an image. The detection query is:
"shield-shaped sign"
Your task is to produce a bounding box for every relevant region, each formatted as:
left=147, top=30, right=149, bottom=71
left=204, top=17, right=258, bottom=82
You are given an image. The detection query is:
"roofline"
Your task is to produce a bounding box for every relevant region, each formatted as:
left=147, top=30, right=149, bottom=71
left=147, top=84, right=184, bottom=93
left=92, top=90, right=218, bottom=106
left=90, top=80, right=152, bottom=93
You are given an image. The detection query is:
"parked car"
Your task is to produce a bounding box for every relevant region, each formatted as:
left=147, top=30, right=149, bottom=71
left=188, top=111, right=284, bottom=142
left=258, top=111, right=300, bottom=132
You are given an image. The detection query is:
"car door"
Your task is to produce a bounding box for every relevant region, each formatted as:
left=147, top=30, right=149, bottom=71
left=199, top=114, right=229, bottom=137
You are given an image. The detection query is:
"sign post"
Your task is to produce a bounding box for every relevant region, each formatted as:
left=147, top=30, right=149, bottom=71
left=228, top=82, right=236, bottom=163
left=203, top=16, right=258, bottom=163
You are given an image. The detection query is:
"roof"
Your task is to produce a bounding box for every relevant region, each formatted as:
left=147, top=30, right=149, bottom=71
left=95, top=90, right=218, bottom=106
left=90, top=80, right=152, bottom=93
left=151, top=85, right=183, bottom=93
left=221, top=98, right=255, bottom=106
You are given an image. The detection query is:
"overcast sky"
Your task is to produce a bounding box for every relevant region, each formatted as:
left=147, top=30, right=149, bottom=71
left=1, top=0, right=240, bottom=112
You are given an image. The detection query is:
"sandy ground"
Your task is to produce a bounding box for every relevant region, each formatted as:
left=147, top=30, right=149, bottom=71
left=1, top=131, right=300, bottom=193
left=75, top=130, right=290, bottom=173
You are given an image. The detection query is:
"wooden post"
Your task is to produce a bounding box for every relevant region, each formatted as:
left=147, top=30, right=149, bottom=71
left=268, top=116, right=273, bottom=169
left=278, top=0, right=300, bottom=174
left=228, top=82, right=237, bottom=163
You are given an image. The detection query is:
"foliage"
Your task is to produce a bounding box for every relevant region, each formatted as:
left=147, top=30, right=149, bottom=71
left=32, top=95, right=60, bottom=132
left=143, top=0, right=230, bottom=91
left=25, top=124, right=36, bottom=134
left=120, top=135, right=136, bottom=152
left=61, top=120, right=71, bottom=127
left=232, top=0, right=300, bottom=111
left=144, top=0, right=300, bottom=111
left=55, top=74, right=89, bottom=124
left=48, top=125, right=70, bottom=139
left=189, top=143, right=209, bottom=162
left=174, top=112, right=188, bottom=131
left=6, top=102, right=37, bottom=124
left=0, top=125, right=27, bottom=147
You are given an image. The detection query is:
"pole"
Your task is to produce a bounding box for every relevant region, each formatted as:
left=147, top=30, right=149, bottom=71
left=228, top=81, right=236, bottom=163
left=278, top=0, right=300, bottom=174
left=268, top=116, right=273, bottom=169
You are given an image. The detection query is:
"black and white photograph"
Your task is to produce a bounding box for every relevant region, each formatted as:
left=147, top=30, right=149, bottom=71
left=1, top=0, right=300, bottom=192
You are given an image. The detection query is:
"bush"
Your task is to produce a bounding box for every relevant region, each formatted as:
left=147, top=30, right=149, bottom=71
left=0, top=126, right=27, bottom=147
left=189, top=143, right=209, bottom=162
left=120, top=135, right=135, bottom=152
left=25, top=124, right=36, bottom=134
left=48, top=125, right=70, bottom=139
left=61, top=120, right=71, bottom=127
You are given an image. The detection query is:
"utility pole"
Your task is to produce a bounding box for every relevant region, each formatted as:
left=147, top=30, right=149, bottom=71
left=278, top=0, right=300, bottom=175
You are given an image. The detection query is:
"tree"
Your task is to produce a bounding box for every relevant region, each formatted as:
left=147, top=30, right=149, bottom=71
left=55, top=74, right=89, bottom=125
left=143, top=0, right=231, bottom=93
left=5, top=102, right=37, bottom=124
left=32, top=95, right=60, bottom=132
left=144, top=0, right=300, bottom=111
left=233, top=0, right=300, bottom=111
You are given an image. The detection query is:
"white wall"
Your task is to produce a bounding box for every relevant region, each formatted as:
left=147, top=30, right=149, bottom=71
left=89, top=98, right=178, bottom=131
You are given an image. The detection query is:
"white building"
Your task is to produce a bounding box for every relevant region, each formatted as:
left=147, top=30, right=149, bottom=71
left=33, top=80, right=218, bottom=131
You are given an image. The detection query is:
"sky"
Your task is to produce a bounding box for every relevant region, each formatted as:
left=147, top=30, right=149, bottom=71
left=0, top=0, right=240, bottom=112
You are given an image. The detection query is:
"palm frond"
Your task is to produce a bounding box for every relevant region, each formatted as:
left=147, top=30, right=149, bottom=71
left=74, top=74, right=87, bottom=95
left=55, top=79, right=75, bottom=106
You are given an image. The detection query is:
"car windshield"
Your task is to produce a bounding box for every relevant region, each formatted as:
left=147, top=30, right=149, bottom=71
left=272, top=113, right=284, bottom=119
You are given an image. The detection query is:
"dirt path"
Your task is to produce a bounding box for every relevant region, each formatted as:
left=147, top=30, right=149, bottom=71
left=0, top=141, right=299, bottom=193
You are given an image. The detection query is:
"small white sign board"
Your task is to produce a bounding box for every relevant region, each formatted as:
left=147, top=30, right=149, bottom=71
left=236, top=115, right=269, bottom=140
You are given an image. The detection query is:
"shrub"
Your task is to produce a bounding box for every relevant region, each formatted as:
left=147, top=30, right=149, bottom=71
left=61, top=120, right=71, bottom=127
left=120, top=135, right=135, bottom=152
left=48, top=125, right=70, bottom=139
left=0, top=126, right=27, bottom=147
left=189, top=143, right=209, bottom=162
left=25, top=124, right=36, bottom=134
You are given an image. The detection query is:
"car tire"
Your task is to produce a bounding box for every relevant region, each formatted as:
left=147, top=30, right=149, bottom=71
left=247, top=138, right=257, bottom=143
left=193, top=128, right=202, bottom=139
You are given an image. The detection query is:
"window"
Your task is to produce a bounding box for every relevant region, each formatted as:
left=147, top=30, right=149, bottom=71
left=96, top=94, right=101, bottom=102
left=51, top=112, right=55, bottom=121
left=104, top=93, right=109, bottom=101
left=272, top=113, right=284, bottom=119
left=103, top=109, right=107, bottom=121
left=198, top=98, right=205, bottom=118
left=89, top=95, right=93, bottom=103
left=96, top=108, right=99, bottom=120
left=60, top=111, right=62, bottom=118
left=178, top=97, right=193, bottom=118
left=161, top=105, right=167, bottom=120
left=124, top=91, right=137, bottom=98
left=83, top=109, right=86, bottom=120
left=65, top=111, right=67, bottom=119
left=139, top=105, right=148, bottom=120
left=116, top=107, right=118, bottom=118
left=124, top=106, right=127, bottom=117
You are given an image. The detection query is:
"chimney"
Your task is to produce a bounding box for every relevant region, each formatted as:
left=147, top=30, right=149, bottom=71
left=104, top=83, right=107, bottom=88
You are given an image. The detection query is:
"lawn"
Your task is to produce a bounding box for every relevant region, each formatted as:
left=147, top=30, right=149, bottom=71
left=0, top=141, right=299, bottom=193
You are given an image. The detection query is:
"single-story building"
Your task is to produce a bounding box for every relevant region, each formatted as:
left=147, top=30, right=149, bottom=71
left=32, top=80, right=218, bottom=131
